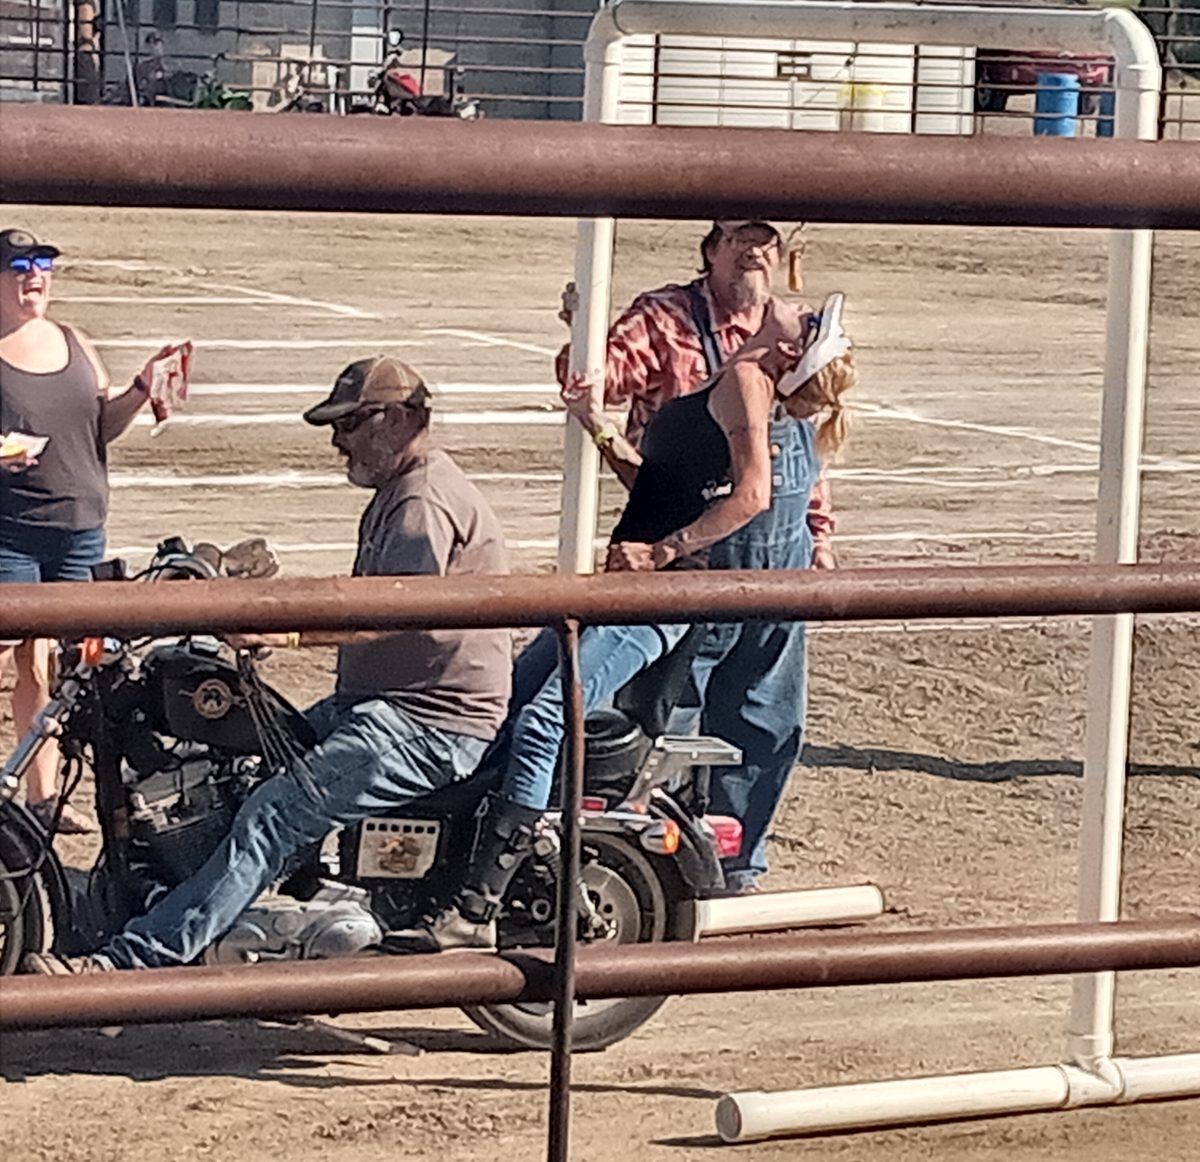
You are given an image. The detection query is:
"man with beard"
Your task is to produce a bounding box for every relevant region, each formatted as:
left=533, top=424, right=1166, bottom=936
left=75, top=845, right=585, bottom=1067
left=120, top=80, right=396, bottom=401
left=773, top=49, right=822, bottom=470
left=556, top=218, right=834, bottom=565
left=24, top=356, right=513, bottom=974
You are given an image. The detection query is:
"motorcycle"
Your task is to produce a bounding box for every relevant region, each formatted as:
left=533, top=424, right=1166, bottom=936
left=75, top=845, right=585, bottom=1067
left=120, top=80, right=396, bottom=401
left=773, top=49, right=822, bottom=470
left=350, top=27, right=482, bottom=120
left=101, top=41, right=252, bottom=111
left=0, top=537, right=745, bottom=1051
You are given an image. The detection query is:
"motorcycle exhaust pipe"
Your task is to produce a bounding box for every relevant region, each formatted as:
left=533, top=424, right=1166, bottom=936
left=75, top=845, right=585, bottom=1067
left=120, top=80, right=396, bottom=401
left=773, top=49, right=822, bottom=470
left=695, top=885, right=885, bottom=938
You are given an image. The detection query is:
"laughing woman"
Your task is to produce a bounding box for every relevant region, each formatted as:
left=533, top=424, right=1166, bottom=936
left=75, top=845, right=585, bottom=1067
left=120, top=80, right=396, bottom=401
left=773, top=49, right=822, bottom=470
left=0, top=228, right=190, bottom=833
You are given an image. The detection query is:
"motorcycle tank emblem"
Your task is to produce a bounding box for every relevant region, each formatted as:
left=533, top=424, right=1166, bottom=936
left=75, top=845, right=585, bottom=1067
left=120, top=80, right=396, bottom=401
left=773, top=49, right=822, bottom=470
left=192, top=677, right=235, bottom=720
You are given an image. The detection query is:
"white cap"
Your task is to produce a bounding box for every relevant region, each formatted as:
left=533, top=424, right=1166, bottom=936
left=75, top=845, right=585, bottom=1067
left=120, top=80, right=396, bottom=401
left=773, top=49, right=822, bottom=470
left=777, top=293, right=850, bottom=397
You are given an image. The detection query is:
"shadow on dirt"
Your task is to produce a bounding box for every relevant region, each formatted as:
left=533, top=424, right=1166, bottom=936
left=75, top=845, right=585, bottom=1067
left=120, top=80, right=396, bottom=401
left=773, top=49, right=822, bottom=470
left=0, top=1019, right=492, bottom=1085
left=0, top=1021, right=720, bottom=1100
left=802, top=744, right=1200, bottom=783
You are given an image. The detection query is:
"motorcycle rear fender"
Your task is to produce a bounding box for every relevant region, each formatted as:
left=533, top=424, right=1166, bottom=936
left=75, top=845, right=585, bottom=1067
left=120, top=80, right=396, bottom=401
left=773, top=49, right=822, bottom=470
left=645, top=792, right=725, bottom=895
left=567, top=798, right=723, bottom=897
left=0, top=799, right=75, bottom=945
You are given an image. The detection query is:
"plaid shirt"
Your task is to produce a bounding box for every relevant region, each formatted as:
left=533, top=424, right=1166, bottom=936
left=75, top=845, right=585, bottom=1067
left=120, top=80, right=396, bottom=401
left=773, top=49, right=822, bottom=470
left=556, top=277, right=835, bottom=556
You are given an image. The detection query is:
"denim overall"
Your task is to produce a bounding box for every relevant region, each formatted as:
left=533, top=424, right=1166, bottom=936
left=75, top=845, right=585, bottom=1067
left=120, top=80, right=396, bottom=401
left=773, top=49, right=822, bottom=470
left=693, top=414, right=821, bottom=890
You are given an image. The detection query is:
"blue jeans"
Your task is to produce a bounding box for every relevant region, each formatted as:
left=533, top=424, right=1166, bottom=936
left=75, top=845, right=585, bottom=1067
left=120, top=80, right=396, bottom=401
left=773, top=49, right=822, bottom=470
left=697, top=417, right=820, bottom=890
left=100, top=696, right=489, bottom=969
left=500, top=622, right=688, bottom=811
left=0, top=521, right=106, bottom=583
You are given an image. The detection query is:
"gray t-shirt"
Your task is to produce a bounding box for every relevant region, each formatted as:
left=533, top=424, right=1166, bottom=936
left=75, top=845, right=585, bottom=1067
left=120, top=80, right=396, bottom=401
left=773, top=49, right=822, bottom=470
left=0, top=325, right=108, bottom=530
left=336, top=447, right=511, bottom=740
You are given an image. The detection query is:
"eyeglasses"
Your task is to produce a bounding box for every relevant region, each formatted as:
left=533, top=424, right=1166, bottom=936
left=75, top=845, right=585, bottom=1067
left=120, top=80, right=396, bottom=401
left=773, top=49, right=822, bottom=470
left=6, top=255, right=54, bottom=274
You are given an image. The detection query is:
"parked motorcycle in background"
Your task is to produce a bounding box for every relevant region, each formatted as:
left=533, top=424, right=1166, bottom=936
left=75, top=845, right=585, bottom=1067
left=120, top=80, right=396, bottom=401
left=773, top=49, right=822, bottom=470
left=351, top=27, right=482, bottom=119
left=101, top=36, right=251, bottom=110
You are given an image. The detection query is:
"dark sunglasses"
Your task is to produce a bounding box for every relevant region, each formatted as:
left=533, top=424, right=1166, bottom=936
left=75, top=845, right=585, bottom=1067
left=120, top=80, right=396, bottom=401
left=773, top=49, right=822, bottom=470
left=7, top=255, right=55, bottom=274
left=331, top=406, right=389, bottom=435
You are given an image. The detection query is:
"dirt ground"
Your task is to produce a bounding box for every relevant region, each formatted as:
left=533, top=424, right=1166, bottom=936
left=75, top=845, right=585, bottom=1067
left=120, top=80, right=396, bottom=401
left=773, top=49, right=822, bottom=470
left=1, top=195, right=1198, bottom=1162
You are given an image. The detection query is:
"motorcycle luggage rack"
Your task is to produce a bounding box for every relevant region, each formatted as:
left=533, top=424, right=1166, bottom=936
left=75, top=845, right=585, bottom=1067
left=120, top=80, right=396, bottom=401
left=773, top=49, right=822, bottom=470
left=625, top=734, right=742, bottom=803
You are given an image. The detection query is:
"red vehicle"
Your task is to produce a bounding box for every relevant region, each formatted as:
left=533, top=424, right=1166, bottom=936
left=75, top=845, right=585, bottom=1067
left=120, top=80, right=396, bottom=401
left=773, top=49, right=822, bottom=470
left=974, top=48, right=1112, bottom=114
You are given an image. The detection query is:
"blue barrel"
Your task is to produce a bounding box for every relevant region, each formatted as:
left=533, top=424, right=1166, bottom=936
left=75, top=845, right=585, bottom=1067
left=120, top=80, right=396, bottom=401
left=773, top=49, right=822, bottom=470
left=1097, top=88, right=1116, bottom=138
left=1033, top=72, right=1080, bottom=138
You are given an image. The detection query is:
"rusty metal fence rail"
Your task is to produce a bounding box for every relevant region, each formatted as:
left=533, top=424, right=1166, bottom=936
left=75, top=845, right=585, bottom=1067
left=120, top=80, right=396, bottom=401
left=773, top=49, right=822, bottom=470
left=3, top=106, right=1200, bottom=227
left=2, top=562, right=1200, bottom=641
left=5, top=917, right=1200, bottom=1032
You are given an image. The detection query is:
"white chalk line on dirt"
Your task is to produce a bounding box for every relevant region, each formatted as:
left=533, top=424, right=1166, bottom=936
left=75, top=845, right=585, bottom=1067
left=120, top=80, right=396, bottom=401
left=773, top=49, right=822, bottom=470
left=106, top=467, right=979, bottom=489
left=170, top=393, right=1200, bottom=472
left=807, top=612, right=1200, bottom=636
left=500, top=531, right=1091, bottom=550
left=56, top=270, right=377, bottom=319
left=131, top=410, right=561, bottom=427
left=196, top=281, right=381, bottom=321
left=100, top=330, right=558, bottom=355
left=107, top=530, right=1090, bottom=556
left=75, top=259, right=164, bottom=271
left=110, top=470, right=563, bottom=488
left=188, top=382, right=560, bottom=396
left=853, top=403, right=1200, bottom=471
left=113, top=382, right=1199, bottom=469
left=108, top=460, right=1200, bottom=490
left=423, top=328, right=559, bottom=357
left=96, top=338, right=429, bottom=351
left=57, top=296, right=287, bottom=307
left=124, top=412, right=1200, bottom=468
left=102, top=469, right=1007, bottom=490
left=853, top=402, right=1102, bottom=454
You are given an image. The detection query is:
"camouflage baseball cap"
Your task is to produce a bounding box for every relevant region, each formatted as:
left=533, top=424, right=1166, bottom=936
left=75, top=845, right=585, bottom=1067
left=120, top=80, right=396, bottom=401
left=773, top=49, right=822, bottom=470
left=303, top=356, right=430, bottom=425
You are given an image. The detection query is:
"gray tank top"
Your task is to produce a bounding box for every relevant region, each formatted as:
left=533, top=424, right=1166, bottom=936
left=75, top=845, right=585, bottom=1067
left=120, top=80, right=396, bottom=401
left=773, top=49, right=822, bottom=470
left=0, top=325, right=108, bottom=530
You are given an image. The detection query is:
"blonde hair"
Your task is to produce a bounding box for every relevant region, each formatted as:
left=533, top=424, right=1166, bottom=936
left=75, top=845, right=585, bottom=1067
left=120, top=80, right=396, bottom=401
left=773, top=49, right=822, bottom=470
left=802, top=350, right=857, bottom=458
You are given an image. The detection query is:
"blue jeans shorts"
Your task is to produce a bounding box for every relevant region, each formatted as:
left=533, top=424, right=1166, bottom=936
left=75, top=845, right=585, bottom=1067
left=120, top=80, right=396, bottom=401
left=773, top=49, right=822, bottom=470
left=0, top=520, right=106, bottom=584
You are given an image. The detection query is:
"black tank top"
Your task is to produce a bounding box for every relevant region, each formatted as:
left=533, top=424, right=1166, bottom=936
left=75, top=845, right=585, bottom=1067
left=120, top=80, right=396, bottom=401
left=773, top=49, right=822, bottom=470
left=610, top=382, right=731, bottom=562
left=0, top=325, right=108, bottom=530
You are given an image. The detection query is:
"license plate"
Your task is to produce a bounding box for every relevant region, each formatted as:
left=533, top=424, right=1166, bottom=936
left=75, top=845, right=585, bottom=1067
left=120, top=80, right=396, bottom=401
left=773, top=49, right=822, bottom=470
left=355, top=817, right=441, bottom=879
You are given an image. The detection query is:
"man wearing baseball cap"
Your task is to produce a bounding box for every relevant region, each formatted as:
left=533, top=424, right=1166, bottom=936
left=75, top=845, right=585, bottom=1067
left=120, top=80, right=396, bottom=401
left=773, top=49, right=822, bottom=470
left=555, top=217, right=835, bottom=568
left=302, top=353, right=430, bottom=426
left=26, top=355, right=514, bottom=974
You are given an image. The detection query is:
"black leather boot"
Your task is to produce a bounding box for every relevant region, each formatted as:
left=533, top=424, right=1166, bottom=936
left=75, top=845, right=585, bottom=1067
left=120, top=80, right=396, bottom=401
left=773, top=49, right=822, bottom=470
left=391, top=797, right=542, bottom=953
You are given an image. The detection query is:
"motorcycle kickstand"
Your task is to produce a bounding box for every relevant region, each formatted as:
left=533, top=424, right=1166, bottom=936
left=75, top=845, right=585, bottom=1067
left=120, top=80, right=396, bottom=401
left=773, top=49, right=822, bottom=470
left=269, top=1015, right=422, bottom=1057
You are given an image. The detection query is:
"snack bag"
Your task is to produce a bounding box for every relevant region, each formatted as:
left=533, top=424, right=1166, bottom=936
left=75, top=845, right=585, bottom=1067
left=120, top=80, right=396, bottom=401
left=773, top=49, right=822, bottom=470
left=144, top=340, right=194, bottom=433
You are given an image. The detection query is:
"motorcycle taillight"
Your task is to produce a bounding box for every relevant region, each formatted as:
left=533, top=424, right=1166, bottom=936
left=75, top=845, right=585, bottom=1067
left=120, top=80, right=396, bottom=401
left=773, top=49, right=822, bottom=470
left=704, top=815, right=743, bottom=859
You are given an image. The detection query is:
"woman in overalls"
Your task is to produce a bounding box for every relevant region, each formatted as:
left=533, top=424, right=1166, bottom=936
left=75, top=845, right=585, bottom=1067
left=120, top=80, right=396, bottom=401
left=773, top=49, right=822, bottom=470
left=697, top=370, right=831, bottom=893
left=607, top=294, right=852, bottom=896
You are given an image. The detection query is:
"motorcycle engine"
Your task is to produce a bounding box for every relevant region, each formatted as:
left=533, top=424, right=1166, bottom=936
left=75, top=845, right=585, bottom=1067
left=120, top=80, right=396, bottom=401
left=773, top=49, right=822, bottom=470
left=126, top=753, right=257, bottom=888
left=204, top=883, right=383, bottom=965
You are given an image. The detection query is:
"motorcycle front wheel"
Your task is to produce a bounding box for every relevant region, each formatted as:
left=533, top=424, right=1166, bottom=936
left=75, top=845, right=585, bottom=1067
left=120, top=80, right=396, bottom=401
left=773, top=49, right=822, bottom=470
left=463, top=831, right=692, bottom=1052
left=0, top=818, right=54, bottom=975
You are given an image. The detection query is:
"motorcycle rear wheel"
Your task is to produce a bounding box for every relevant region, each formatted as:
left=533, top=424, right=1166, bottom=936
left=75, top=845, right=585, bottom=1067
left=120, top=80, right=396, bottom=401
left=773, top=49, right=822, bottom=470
left=463, top=832, right=691, bottom=1052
